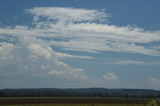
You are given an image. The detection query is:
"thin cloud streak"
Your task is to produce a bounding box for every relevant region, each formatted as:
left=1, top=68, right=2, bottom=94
left=149, top=77, right=160, bottom=85
left=55, top=52, right=93, bottom=59
left=106, top=60, right=160, bottom=65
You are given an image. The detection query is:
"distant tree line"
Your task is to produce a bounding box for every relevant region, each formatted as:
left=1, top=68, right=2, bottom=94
left=0, top=89, right=160, bottom=98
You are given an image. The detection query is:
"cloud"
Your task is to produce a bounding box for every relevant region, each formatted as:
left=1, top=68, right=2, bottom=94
left=27, top=7, right=108, bottom=24
left=52, top=38, right=160, bottom=56
left=55, top=52, right=93, bottom=59
left=0, top=7, right=160, bottom=56
left=106, top=60, right=160, bottom=65
left=0, top=37, right=89, bottom=87
left=149, top=77, right=160, bottom=85
left=103, top=73, right=118, bottom=81
left=27, top=7, right=160, bottom=56
left=1, top=7, right=160, bottom=88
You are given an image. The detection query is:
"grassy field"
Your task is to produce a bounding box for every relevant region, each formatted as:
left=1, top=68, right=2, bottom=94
left=146, top=99, right=160, bottom=106
left=0, top=97, right=158, bottom=106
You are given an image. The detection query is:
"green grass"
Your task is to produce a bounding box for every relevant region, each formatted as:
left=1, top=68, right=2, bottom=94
left=146, top=99, right=159, bottom=106
left=156, top=99, right=160, bottom=105
left=0, top=97, right=155, bottom=106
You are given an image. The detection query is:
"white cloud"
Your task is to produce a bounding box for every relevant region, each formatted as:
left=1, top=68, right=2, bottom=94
left=27, top=7, right=108, bottom=24
left=1, top=6, right=160, bottom=88
left=103, top=73, right=118, bottom=81
left=106, top=60, right=160, bottom=65
left=0, top=38, right=88, bottom=82
left=0, top=7, right=160, bottom=56
left=28, top=44, right=53, bottom=59
left=149, top=77, right=160, bottom=85
left=52, top=39, right=160, bottom=56
left=55, top=52, right=93, bottom=59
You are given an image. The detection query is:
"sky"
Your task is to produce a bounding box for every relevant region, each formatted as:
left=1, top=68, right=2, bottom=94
left=0, top=0, right=160, bottom=90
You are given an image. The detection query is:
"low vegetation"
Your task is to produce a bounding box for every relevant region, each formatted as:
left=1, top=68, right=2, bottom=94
left=0, top=97, right=156, bottom=106
left=147, top=99, right=160, bottom=106
left=0, top=88, right=159, bottom=106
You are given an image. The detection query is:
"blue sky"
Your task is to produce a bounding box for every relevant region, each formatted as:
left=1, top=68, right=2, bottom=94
left=0, top=0, right=160, bottom=90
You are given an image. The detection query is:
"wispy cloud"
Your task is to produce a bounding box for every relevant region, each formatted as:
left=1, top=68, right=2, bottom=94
left=27, top=7, right=160, bottom=56
left=27, top=7, right=108, bottom=23
left=106, top=60, right=160, bottom=65
left=1, top=7, right=160, bottom=56
left=55, top=52, right=93, bottom=59
left=149, top=77, right=160, bottom=85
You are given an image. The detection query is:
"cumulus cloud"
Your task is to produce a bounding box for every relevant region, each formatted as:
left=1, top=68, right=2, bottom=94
left=103, top=73, right=118, bottom=81
left=0, top=37, right=89, bottom=88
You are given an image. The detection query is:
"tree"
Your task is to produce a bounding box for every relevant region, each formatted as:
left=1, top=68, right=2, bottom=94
left=0, top=91, right=4, bottom=97
left=124, top=93, right=129, bottom=99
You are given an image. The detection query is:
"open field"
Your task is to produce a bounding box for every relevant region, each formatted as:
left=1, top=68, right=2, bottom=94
left=0, top=97, right=154, bottom=106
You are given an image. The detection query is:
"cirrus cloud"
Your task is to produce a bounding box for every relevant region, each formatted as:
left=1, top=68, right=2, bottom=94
left=1, top=7, right=160, bottom=56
